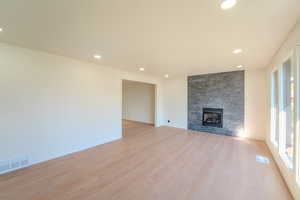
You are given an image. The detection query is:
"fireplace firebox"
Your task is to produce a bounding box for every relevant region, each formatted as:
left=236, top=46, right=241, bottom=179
left=202, top=108, right=223, bottom=128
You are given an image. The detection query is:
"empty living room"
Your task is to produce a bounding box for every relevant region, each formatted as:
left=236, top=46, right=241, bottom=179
left=1, top=0, right=300, bottom=199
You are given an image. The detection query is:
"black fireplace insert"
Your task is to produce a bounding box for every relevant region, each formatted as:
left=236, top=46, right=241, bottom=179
left=202, top=108, right=223, bottom=128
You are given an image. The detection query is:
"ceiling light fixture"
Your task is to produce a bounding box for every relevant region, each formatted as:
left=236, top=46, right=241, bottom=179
left=139, top=67, right=145, bottom=71
left=0, top=28, right=3, bottom=32
left=221, top=0, right=237, bottom=10
left=93, top=54, right=102, bottom=59
left=164, top=74, right=169, bottom=78
left=236, top=65, right=243, bottom=68
left=233, top=49, right=242, bottom=54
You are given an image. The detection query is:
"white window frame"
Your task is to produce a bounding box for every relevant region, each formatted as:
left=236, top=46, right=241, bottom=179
left=271, top=70, right=280, bottom=147
left=295, top=45, right=300, bottom=184
left=278, top=51, right=296, bottom=170
left=270, top=46, right=300, bottom=184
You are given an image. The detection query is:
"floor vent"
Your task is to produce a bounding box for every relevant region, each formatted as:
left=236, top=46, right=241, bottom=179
left=256, top=155, right=270, bottom=164
left=0, top=156, right=29, bottom=174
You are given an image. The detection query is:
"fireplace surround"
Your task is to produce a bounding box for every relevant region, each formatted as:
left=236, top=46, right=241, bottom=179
left=188, top=71, right=244, bottom=136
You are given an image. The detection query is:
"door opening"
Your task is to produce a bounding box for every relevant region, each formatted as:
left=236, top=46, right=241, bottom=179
left=122, top=80, right=156, bottom=137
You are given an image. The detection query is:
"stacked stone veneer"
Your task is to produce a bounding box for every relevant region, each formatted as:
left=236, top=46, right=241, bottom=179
left=188, top=71, right=244, bottom=136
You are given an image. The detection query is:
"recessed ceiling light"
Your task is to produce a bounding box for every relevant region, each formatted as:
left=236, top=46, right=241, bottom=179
left=0, top=28, right=3, bottom=32
left=233, top=49, right=242, bottom=54
left=139, top=67, right=145, bottom=71
left=236, top=65, right=243, bottom=68
left=164, top=74, right=169, bottom=78
left=93, top=54, right=102, bottom=59
left=221, top=0, right=237, bottom=10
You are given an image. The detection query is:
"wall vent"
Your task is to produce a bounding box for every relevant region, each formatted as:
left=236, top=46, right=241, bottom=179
left=0, top=156, right=29, bottom=174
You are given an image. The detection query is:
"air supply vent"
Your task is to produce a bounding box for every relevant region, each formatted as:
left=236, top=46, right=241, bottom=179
left=0, top=156, right=29, bottom=174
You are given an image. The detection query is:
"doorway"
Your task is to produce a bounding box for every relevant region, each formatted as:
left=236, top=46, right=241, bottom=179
left=122, top=80, right=156, bottom=137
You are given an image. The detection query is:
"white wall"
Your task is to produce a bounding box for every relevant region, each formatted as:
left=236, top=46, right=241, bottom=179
left=244, top=69, right=267, bottom=140
left=122, top=80, right=155, bottom=124
left=162, top=77, right=188, bottom=129
left=266, top=20, right=300, bottom=199
left=0, top=42, right=163, bottom=172
left=162, top=69, right=267, bottom=140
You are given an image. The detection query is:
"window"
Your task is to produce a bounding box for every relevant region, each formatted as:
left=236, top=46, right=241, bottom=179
left=270, top=47, right=300, bottom=185
left=271, top=71, right=279, bottom=146
left=281, top=59, right=295, bottom=165
left=270, top=52, right=297, bottom=170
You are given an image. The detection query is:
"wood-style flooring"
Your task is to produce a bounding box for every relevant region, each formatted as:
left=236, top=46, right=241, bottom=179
left=0, top=121, right=293, bottom=200
left=122, top=119, right=154, bottom=137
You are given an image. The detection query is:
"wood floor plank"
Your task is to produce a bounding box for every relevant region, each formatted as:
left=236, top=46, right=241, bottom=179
left=0, top=121, right=293, bottom=200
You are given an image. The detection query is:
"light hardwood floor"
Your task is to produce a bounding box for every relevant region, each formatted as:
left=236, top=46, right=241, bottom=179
left=122, top=119, right=154, bottom=137
left=0, top=121, right=293, bottom=200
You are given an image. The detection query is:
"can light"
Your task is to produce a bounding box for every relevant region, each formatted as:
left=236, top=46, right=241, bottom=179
left=93, top=54, right=102, bottom=59
left=221, top=0, right=237, bottom=10
left=233, top=49, right=242, bottom=54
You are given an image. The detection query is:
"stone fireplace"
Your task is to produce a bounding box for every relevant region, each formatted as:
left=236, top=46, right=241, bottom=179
left=188, top=71, right=244, bottom=136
